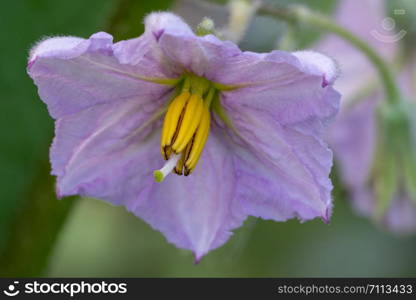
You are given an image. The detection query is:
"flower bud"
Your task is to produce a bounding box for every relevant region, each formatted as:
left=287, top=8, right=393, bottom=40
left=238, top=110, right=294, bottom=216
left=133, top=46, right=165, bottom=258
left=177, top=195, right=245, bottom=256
left=371, top=100, right=416, bottom=218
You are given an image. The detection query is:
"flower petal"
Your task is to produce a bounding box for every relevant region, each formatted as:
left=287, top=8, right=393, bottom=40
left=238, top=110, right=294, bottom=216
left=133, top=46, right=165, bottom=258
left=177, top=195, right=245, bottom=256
left=328, top=98, right=378, bottom=188
left=112, top=12, right=194, bottom=77
left=221, top=85, right=340, bottom=222
left=384, top=195, right=416, bottom=234
left=220, top=50, right=339, bottom=125
left=144, top=12, right=194, bottom=40
left=144, top=12, right=242, bottom=78
left=53, top=95, right=167, bottom=201
left=28, top=32, right=169, bottom=118
left=158, top=33, right=241, bottom=78
left=351, top=187, right=416, bottom=234
left=112, top=34, right=176, bottom=78
left=213, top=50, right=338, bottom=87
left=54, top=102, right=245, bottom=258
left=132, top=130, right=246, bottom=260
left=292, top=51, right=339, bottom=86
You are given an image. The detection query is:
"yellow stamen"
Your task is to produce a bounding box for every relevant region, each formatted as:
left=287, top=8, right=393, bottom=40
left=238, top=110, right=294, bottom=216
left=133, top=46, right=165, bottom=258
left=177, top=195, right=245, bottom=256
left=155, top=75, right=217, bottom=182
left=184, top=106, right=210, bottom=174
left=160, top=92, right=190, bottom=159
left=171, top=94, right=205, bottom=153
left=174, top=154, right=185, bottom=175
left=174, top=137, right=194, bottom=175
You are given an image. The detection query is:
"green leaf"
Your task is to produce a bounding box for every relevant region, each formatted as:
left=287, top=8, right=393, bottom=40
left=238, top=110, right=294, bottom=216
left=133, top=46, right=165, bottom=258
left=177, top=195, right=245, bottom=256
left=0, top=0, right=115, bottom=257
left=105, top=0, right=174, bottom=41
left=0, top=161, right=77, bottom=276
left=0, top=0, right=174, bottom=276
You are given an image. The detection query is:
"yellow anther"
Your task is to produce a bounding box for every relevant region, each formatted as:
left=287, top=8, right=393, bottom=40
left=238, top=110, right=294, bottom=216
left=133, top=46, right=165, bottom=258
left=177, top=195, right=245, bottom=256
left=174, top=138, right=194, bottom=175
left=160, top=92, right=190, bottom=159
left=171, top=94, right=204, bottom=153
left=155, top=75, right=217, bottom=181
left=174, top=154, right=185, bottom=175
left=184, top=106, right=210, bottom=174
left=163, top=146, right=172, bottom=161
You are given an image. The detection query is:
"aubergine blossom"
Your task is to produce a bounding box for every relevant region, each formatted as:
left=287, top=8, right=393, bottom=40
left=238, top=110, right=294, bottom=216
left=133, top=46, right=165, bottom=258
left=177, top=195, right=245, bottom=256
left=317, top=0, right=416, bottom=233
left=28, top=12, right=340, bottom=259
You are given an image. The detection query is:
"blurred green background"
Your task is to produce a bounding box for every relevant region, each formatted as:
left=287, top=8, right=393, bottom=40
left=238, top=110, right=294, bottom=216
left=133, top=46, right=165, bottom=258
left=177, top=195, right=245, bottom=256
left=1, top=0, right=415, bottom=277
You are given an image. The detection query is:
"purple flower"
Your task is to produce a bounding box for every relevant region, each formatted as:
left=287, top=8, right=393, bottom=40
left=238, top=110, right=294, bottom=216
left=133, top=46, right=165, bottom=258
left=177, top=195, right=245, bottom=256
left=318, top=0, right=416, bottom=233
left=28, top=12, right=340, bottom=259
left=329, top=86, right=416, bottom=234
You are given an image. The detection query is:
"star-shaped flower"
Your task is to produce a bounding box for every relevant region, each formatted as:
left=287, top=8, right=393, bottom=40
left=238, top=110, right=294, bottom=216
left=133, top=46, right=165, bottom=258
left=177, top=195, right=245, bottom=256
left=28, top=12, right=340, bottom=259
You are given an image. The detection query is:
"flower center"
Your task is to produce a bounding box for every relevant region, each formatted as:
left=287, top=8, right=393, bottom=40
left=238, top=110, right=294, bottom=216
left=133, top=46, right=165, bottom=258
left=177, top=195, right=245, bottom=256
left=154, top=75, right=216, bottom=182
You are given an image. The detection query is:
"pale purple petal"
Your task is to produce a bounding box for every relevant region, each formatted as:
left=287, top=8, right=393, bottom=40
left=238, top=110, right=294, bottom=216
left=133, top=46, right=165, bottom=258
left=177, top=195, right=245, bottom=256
left=53, top=94, right=167, bottom=202
left=112, top=35, right=177, bottom=78
left=131, top=130, right=246, bottom=260
left=29, top=36, right=85, bottom=63
left=158, top=33, right=241, bottom=78
left=328, top=98, right=378, bottom=188
left=220, top=51, right=339, bottom=126
left=112, top=12, right=194, bottom=77
left=221, top=85, right=340, bottom=222
left=142, top=13, right=241, bottom=78
left=350, top=186, right=374, bottom=217
left=28, top=32, right=169, bottom=118
left=56, top=108, right=246, bottom=258
left=212, top=50, right=338, bottom=88
left=350, top=187, right=416, bottom=234
left=145, top=13, right=338, bottom=94
left=384, top=194, right=416, bottom=234
left=292, top=51, right=339, bottom=86
left=327, top=95, right=379, bottom=224
left=144, top=12, right=194, bottom=39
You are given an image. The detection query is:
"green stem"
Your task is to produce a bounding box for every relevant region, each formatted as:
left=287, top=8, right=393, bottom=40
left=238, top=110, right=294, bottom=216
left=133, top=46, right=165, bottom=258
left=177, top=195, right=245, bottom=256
left=258, top=4, right=401, bottom=104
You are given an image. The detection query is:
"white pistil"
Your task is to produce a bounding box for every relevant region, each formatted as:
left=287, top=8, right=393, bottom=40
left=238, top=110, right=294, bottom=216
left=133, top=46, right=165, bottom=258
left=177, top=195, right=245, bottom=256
left=153, top=154, right=181, bottom=182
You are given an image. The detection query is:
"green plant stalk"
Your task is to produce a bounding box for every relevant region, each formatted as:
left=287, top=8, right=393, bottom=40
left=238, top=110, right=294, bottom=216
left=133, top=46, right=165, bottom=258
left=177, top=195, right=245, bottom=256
left=258, top=4, right=402, bottom=104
